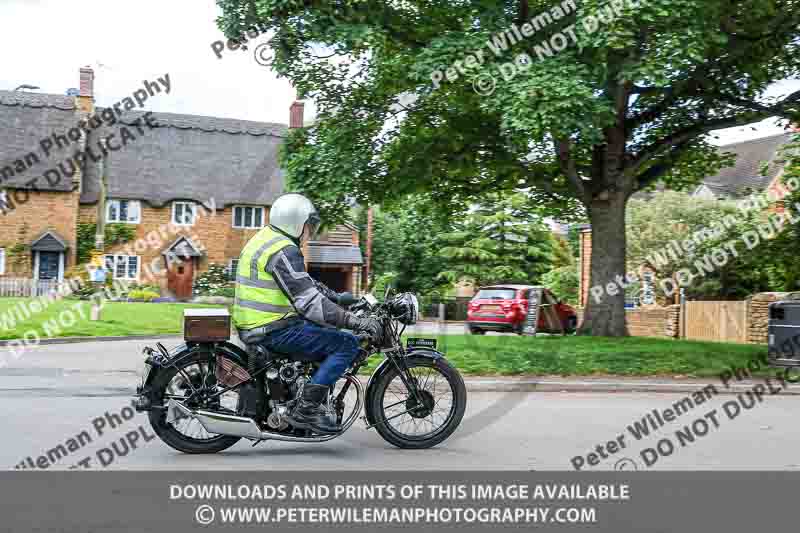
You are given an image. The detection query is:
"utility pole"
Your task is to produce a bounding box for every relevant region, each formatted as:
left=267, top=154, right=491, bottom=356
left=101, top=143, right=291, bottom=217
left=95, top=142, right=106, bottom=251
left=91, top=139, right=108, bottom=321
left=364, top=206, right=373, bottom=292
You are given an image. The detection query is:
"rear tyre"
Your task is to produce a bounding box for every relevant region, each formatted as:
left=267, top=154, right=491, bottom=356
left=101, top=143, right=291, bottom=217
left=148, top=351, right=242, bottom=454
left=370, top=358, right=466, bottom=449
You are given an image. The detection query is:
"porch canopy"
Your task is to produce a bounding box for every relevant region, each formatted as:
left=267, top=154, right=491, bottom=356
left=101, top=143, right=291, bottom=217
left=306, top=244, right=363, bottom=265
left=162, top=236, right=204, bottom=259
left=30, top=231, right=68, bottom=252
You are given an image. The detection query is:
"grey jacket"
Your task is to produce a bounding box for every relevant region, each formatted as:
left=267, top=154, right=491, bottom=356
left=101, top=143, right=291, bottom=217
left=268, top=243, right=349, bottom=328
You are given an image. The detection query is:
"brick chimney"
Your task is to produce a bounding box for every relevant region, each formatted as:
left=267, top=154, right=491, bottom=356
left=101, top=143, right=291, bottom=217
left=289, top=100, right=305, bottom=129
left=76, top=66, right=95, bottom=114
left=79, top=66, right=94, bottom=97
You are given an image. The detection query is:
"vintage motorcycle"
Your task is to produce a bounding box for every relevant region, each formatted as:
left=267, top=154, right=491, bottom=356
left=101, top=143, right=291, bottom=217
left=133, top=290, right=467, bottom=451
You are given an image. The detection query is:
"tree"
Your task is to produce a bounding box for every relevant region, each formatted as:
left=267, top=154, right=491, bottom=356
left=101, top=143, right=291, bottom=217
left=551, top=233, right=576, bottom=268
left=749, top=134, right=800, bottom=290
left=218, top=0, right=800, bottom=335
left=356, top=199, right=454, bottom=294
left=626, top=191, right=770, bottom=299
left=436, top=192, right=555, bottom=286
left=541, top=266, right=580, bottom=304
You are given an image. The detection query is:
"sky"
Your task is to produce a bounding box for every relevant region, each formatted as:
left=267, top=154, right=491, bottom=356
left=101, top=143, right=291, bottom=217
left=0, top=0, right=300, bottom=125
left=0, top=0, right=797, bottom=142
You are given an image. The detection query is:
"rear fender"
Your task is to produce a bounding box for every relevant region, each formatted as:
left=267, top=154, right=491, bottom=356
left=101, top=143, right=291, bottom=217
left=363, top=348, right=445, bottom=426
left=136, top=341, right=249, bottom=410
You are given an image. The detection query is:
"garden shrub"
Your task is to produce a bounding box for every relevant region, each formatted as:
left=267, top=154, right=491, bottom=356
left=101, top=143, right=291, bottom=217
left=128, top=289, right=160, bottom=302
left=194, top=263, right=235, bottom=296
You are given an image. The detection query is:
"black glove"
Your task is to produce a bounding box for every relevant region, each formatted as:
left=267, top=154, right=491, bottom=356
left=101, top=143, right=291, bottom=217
left=344, top=313, right=382, bottom=342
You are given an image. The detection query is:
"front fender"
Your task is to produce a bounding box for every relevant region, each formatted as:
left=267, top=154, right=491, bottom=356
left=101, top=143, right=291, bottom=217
left=363, top=348, right=445, bottom=426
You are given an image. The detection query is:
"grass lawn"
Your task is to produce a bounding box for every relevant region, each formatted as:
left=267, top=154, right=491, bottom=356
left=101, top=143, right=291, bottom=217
left=1, top=296, right=768, bottom=377
left=383, top=334, right=768, bottom=378
left=0, top=298, right=223, bottom=340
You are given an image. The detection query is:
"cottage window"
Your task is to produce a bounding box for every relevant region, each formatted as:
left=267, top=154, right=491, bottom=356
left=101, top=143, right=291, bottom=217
left=172, top=202, right=197, bottom=226
left=0, top=248, right=5, bottom=275
left=106, top=199, right=141, bottom=223
left=233, top=206, right=264, bottom=229
left=104, top=255, right=139, bottom=280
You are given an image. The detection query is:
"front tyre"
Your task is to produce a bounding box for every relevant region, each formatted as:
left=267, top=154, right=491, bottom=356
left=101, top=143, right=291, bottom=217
left=370, top=358, right=466, bottom=449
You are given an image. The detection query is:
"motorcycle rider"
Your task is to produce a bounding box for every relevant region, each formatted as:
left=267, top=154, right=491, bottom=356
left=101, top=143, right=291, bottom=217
left=233, top=193, right=381, bottom=434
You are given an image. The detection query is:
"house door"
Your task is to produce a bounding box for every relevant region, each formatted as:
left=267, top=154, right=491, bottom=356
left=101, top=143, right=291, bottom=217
left=37, top=251, right=61, bottom=281
left=167, top=260, right=195, bottom=300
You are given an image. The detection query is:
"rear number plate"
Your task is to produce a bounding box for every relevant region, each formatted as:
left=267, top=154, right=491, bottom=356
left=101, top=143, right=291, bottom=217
left=407, top=338, right=437, bottom=349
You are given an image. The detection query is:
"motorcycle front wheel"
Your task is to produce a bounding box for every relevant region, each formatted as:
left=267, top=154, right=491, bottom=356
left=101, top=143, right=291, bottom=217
left=369, top=358, right=466, bottom=449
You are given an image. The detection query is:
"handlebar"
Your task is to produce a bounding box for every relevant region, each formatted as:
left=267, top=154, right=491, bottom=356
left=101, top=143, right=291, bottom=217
left=338, top=292, right=358, bottom=306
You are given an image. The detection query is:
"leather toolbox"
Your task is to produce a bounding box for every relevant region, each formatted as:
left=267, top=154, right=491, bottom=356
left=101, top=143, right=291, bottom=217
left=184, top=308, right=231, bottom=342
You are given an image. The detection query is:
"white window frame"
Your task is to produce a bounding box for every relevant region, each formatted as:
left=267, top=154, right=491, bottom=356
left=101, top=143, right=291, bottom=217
left=172, top=201, right=197, bottom=226
left=106, top=199, right=141, bottom=224
left=0, top=190, right=10, bottom=215
left=228, top=258, right=240, bottom=281
left=0, top=247, right=5, bottom=275
left=232, top=205, right=265, bottom=229
left=104, top=254, right=140, bottom=281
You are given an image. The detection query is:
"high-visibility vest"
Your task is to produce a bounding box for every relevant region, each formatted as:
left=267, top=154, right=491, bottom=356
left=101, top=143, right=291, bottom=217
left=232, top=226, right=298, bottom=330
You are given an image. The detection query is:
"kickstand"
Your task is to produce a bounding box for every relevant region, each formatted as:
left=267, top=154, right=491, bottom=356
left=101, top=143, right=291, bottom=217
left=251, top=439, right=265, bottom=448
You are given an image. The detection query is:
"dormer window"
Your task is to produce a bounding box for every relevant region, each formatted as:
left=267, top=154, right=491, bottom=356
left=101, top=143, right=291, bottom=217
left=172, top=201, right=197, bottom=226
left=106, top=199, right=141, bottom=223
left=232, top=206, right=264, bottom=229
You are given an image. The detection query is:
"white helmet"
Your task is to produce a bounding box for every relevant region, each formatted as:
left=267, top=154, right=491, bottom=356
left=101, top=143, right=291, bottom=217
left=269, top=193, right=321, bottom=239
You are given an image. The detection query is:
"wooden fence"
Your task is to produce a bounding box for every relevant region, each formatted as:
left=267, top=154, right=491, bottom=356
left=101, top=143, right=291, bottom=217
left=0, top=278, right=67, bottom=298
left=683, top=301, right=749, bottom=343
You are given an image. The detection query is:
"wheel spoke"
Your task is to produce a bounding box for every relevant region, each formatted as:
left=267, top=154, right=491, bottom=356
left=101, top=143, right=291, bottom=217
left=380, top=363, right=456, bottom=440
left=163, top=356, right=239, bottom=442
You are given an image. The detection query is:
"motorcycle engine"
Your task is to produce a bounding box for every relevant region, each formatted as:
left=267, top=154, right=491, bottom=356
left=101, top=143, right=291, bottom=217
left=263, top=362, right=308, bottom=431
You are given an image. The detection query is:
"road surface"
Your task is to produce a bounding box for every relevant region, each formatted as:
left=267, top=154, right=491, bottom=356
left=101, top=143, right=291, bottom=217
left=2, top=338, right=799, bottom=471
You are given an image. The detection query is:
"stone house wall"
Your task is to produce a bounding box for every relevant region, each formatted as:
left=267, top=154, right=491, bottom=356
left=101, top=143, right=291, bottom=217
left=77, top=203, right=267, bottom=291
left=748, top=292, right=790, bottom=344
left=0, top=190, right=81, bottom=277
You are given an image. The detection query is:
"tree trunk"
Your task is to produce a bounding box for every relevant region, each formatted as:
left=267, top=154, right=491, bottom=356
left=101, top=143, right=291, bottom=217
left=578, top=190, right=630, bottom=337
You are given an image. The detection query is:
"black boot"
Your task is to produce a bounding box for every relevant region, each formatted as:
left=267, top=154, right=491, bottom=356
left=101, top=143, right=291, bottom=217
left=286, top=383, right=340, bottom=434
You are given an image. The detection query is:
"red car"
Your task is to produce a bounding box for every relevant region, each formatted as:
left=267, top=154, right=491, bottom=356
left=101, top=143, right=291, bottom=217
left=466, top=285, right=577, bottom=335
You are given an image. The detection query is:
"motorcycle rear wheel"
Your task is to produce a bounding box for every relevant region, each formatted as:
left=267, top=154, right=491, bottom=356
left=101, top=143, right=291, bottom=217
left=148, top=351, right=242, bottom=454
left=369, top=358, right=466, bottom=449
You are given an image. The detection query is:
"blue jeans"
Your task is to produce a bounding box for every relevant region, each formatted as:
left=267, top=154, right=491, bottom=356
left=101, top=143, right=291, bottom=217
left=260, top=320, right=359, bottom=387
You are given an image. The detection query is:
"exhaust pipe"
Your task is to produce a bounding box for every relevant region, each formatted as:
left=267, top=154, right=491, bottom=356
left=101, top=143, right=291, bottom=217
left=168, top=400, right=341, bottom=442
left=166, top=378, right=362, bottom=443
